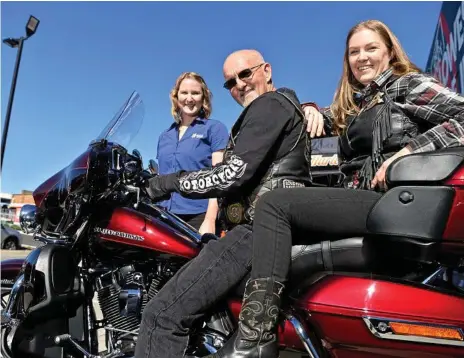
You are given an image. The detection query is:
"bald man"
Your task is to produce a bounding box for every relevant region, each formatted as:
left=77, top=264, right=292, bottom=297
left=136, top=49, right=311, bottom=358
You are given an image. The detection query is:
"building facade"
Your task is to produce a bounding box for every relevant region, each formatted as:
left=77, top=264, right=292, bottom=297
left=1, top=190, right=35, bottom=224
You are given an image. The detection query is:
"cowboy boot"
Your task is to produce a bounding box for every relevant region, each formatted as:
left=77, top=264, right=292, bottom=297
left=205, top=277, right=285, bottom=358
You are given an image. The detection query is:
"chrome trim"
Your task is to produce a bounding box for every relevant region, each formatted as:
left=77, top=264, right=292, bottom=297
left=422, top=267, right=446, bottom=285
left=33, top=233, right=68, bottom=245
left=19, top=204, right=37, bottom=233
left=2, top=274, right=25, bottom=319
left=118, top=285, right=142, bottom=317
left=362, top=316, right=464, bottom=347
left=144, top=202, right=202, bottom=243
left=287, top=314, right=320, bottom=358
left=104, top=326, right=139, bottom=335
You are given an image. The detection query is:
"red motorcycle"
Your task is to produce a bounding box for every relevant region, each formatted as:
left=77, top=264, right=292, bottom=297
left=1, top=92, right=463, bottom=358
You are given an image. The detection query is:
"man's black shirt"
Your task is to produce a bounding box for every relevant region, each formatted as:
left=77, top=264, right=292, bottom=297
left=174, top=88, right=308, bottom=200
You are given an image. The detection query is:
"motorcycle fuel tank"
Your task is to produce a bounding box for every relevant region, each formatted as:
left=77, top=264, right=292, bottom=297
left=93, top=207, right=200, bottom=260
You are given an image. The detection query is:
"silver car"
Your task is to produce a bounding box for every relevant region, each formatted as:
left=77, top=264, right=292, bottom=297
left=1, top=224, right=22, bottom=250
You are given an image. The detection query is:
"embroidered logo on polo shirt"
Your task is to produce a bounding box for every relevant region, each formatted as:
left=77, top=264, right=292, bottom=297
left=191, top=133, right=205, bottom=139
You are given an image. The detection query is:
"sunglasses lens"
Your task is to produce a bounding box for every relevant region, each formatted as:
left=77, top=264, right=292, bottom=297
left=237, top=69, right=253, bottom=80
left=223, top=66, right=259, bottom=90
left=223, top=79, right=236, bottom=90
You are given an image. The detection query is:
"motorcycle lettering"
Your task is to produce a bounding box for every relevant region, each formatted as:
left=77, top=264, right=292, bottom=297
left=282, top=179, right=305, bottom=189
left=94, top=227, right=144, bottom=242
left=179, top=155, right=247, bottom=194
left=311, top=154, right=339, bottom=167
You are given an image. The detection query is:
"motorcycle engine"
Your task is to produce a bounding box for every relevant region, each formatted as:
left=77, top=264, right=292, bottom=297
left=96, top=262, right=178, bottom=352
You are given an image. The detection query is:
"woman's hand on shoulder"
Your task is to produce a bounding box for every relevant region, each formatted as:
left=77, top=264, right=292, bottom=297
left=303, top=105, right=326, bottom=138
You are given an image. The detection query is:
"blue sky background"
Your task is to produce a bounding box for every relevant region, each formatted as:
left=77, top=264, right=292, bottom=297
left=1, top=1, right=442, bottom=194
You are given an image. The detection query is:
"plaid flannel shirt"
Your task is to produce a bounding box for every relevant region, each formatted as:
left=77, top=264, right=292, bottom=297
left=321, top=68, right=464, bottom=154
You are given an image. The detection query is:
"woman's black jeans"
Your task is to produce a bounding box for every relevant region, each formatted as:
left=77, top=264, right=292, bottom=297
left=135, top=187, right=382, bottom=358
left=251, top=187, right=382, bottom=282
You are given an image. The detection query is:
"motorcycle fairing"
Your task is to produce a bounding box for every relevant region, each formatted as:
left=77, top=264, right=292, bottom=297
left=5, top=244, right=83, bottom=324
left=2, top=244, right=85, bottom=358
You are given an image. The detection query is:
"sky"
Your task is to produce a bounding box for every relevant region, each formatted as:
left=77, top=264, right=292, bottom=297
left=1, top=1, right=442, bottom=195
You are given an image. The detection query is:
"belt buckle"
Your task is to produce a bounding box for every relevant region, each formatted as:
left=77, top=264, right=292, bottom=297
left=226, top=202, right=245, bottom=224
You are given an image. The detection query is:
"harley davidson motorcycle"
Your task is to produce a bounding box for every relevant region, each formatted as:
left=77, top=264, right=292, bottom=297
left=1, top=91, right=464, bottom=358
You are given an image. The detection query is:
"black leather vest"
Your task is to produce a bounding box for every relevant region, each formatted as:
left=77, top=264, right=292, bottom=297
left=219, top=91, right=311, bottom=230
left=338, top=77, right=432, bottom=190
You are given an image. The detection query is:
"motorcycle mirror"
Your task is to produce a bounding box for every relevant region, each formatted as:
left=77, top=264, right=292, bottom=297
left=19, top=204, right=37, bottom=234
left=132, top=149, right=142, bottom=161
left=132, top=149, right=143, bottom=169
left=148, top=159, right=158, bottom=175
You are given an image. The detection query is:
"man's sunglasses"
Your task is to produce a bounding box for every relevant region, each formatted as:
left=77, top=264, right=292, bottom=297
left=223, top=63, right=265, bottom=90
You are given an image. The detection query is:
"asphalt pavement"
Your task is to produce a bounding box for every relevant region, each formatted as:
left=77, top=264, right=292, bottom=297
left=1, top=248, right=30, bottom=260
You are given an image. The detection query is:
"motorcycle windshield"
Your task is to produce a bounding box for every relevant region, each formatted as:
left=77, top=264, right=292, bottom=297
left=91, top=91, right=145, bottom=149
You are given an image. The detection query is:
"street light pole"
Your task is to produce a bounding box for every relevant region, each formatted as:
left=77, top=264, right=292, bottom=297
left=1, top=15, right=40, bottom=174
left=1, top=37, right=24, bottom=172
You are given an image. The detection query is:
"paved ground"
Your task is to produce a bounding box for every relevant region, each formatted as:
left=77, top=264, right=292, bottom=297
left=1, top=249, right=31, bottom=260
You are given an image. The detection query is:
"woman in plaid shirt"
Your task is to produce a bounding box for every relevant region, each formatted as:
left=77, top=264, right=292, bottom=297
left=208, top=20, right=464, bottom=358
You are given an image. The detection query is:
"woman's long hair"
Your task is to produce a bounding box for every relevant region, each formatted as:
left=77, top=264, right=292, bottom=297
left=170, top=72, right=213, bottom=123
left=331, top=20, right=421, bottom=135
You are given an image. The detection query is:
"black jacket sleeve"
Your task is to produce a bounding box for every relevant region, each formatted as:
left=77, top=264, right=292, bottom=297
left=174, top=93, right=295, bottom=199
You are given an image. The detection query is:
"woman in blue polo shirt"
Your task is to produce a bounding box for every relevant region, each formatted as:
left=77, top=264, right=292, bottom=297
left=157, top=72, right=229, bottom=234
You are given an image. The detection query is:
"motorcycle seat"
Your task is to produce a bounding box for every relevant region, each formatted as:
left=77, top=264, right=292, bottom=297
left=387, top=147, right=464, bottom=187
left=233, top=235, right=426, bottom=297
left=232, top=237, right=369, bottom=296
left=289, top=237, right=368, bottom=286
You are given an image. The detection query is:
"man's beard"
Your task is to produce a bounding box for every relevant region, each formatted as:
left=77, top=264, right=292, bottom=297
left=242, top=91, right=258, bottom=107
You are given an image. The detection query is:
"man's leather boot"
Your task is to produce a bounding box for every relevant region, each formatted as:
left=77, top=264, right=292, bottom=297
left=205, top=277, right=285, bottom=358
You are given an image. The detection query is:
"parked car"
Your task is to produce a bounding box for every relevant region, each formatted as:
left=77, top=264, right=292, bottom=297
left=1, top=224, right=22, bottom=250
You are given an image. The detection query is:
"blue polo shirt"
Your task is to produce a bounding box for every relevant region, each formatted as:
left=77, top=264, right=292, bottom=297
left=157, top=118, right=229, bottom=215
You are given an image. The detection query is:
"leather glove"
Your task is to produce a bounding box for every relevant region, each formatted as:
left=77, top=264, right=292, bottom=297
left=145, top=172, right=182, bottom=201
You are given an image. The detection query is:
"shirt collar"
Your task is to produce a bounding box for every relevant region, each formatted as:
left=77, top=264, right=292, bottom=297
left=354, top=67, right=394, bottom=103
left=168, top=117, right=207, bottom=130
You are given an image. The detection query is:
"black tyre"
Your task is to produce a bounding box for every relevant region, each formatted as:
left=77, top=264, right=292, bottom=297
left=2, top=237, right=19, bottom=250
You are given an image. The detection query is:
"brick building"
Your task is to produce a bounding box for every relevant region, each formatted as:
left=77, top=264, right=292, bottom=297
left=8, top=190, right=35, bottom=224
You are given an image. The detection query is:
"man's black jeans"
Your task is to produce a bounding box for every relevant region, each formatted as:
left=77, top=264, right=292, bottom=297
left=135, top=225, right=254, bottom=358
